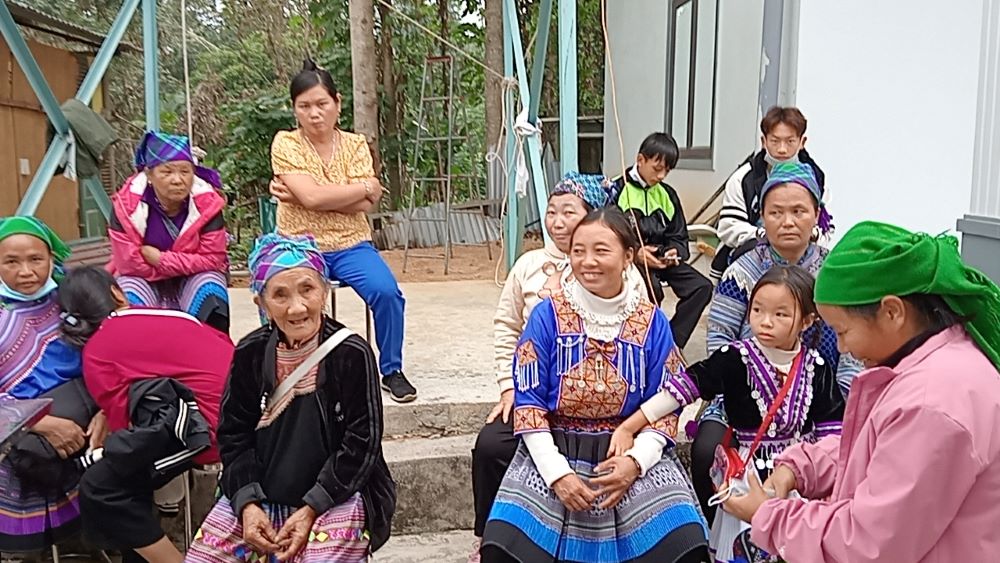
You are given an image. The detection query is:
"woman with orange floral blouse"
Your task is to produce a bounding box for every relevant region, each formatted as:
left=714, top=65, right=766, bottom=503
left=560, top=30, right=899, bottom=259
left=267, top=59, right=416, bottom=403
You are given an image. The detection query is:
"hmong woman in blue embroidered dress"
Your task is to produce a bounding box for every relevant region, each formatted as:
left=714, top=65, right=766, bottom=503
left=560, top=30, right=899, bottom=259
left=481, top=208, right=708, bottom=563
left=690, top=162, right=861, bottom=525
left=0, top=217, right=100, bottom=553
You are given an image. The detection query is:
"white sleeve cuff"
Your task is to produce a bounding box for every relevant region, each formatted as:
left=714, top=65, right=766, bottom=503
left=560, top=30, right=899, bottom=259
left=497, top=375, right=515, bottom=393
left=522, top=431, right=574, bottom=487
left=639, top=391, right=681, bottom=423
left=624, top=432, right=667, bottom=477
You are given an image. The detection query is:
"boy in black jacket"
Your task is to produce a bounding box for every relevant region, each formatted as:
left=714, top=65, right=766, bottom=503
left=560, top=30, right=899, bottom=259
left=608, top=132, right=712, bottom=349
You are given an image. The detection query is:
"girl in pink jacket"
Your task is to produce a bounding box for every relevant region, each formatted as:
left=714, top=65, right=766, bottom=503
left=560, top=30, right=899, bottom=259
left=108, top=131, right=230, bottom=334
left=724, top=221, right=1000, bottom=562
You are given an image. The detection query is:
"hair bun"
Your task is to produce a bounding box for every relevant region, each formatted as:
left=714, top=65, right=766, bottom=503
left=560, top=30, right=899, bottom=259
left=302, top=57, right=318, bottom=71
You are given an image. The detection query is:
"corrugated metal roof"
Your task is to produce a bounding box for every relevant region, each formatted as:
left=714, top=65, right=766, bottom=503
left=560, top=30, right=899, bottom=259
left=6, top=0, right=138, bottom=52
left=372, top=203, right=502, bottom=250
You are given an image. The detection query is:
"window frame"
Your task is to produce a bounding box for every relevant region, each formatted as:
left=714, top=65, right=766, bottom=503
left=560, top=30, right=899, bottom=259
left=666, top=0, right=720, bottom=167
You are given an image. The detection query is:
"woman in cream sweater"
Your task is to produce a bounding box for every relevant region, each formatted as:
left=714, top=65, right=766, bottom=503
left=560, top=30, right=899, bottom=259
left=468, top=172, right=645, bottom=560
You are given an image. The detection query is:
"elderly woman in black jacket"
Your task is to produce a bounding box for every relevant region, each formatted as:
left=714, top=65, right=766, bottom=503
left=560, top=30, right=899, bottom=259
left=186, top=233, right=395, bottom=563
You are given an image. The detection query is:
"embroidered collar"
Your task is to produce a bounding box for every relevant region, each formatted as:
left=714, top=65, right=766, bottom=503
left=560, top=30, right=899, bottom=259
left=731, top=339, right=820, bottom=440
left=751, top=337, right=801, bottom=373
left=563, top=277, right=642, bottom=342
left=626, top=164, right=648, bottom=188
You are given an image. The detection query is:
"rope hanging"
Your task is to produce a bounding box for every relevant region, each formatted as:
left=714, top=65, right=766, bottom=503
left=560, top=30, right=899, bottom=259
left=180, top=0, right=193, bottom=143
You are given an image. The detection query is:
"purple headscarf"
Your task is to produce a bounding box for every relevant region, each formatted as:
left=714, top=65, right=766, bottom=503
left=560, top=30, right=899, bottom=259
left=135, top=130, right=223, bottom=190
left=247, top=233, right=328, bottom=296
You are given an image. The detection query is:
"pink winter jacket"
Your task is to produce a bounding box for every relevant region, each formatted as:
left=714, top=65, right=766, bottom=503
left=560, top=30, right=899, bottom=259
left=751, top=326, right=1000, bottom=562
left=108, top=172, right=228, bottom=281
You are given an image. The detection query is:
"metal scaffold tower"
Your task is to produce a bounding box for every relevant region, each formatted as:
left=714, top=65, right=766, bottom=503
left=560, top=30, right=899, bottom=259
left=0, top=0, right=162, bottom=221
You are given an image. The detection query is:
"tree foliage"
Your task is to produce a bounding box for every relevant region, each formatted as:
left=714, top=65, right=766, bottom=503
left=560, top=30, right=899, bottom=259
left=33, top=0, right=605, bottom=262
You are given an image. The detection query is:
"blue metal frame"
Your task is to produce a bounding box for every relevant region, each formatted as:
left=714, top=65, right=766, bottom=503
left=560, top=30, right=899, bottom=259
left=501, top=0, right=582, bottom=267
left=143, top=0, right=160, bottom=131
left=527, top=0, right=553, bottom=123
left=78, top=0, right=142, bottom=103
left=3, top=0, right=156, bottom=221
left=503, top=0, right=555, bottom=267
left=0, top=7, right=70, bottom=136
left=503, top=0, right=520, bottom=267
left=558, top=0, right=578, bottom=174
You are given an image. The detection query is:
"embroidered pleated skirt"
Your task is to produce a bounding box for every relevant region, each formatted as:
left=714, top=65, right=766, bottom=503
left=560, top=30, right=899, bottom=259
left=184, top=493, right=369, bottom=563
left=118, top=271, right=230, bottom=333
left=483, top=422, right=709, bottom=563
left=0, top=460, right=81, bottom=551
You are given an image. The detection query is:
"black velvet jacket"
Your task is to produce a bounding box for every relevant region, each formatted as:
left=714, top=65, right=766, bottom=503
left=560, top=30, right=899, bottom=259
left=217, top=317, right=396, bottom=551
left=687, top=345, right=845, bottom=434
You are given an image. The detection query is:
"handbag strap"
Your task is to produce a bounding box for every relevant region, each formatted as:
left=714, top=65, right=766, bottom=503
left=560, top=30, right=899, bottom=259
left=740, top=348, right=804, bottom=472
left=267, top=328, right=354, bottom=411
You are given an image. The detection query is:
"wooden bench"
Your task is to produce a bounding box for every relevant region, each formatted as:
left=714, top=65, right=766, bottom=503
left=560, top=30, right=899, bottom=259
left=65, top=237, right=112, bottom=270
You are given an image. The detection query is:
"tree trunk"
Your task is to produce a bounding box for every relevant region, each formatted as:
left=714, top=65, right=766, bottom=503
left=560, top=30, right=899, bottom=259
left=438, top=0, right=450, bottom=57
left=349, top=0, right=381, bottom=168
left=484, top=0, right=504, bottom=154
left=378, top=0, right=404, bottom=209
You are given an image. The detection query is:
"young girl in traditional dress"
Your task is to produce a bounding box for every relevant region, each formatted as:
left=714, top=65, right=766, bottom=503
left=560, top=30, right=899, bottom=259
left=610, top=264, right=845, bottom=562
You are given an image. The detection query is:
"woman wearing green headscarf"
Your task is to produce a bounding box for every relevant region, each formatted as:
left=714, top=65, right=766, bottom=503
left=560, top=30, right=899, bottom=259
left=723, top=221, right=1000, bottom=561
left=0, top=216, right=101, bottom=553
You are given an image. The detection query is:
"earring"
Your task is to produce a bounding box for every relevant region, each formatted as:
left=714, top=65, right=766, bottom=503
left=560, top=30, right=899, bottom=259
left=622, top=270, right=628, bottom=281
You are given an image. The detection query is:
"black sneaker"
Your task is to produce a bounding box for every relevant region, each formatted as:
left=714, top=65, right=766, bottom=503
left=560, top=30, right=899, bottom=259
left=382, top=371, right=417, bottom=403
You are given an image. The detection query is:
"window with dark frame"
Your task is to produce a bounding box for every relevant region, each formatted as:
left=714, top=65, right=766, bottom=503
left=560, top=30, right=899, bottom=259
left=667, top=0, right=719, bottom=164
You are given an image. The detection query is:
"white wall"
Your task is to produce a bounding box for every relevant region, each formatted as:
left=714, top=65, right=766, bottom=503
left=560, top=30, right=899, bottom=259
left=795, top=0, right=983, bottom=240
left=667, top=0, right=764, bottom=214
left=603, top=0, right=765, bottom=215
left=602, top=0, right=670, bottom=175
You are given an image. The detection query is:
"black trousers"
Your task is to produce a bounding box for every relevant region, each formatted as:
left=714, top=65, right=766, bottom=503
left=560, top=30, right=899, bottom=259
left=471, top=416, right=519, bottom=536
left=79, top=457, right=189, bottom=551
left=642, top=263, right=713, bottom=349
left=690, top=419, right=736, bottom=526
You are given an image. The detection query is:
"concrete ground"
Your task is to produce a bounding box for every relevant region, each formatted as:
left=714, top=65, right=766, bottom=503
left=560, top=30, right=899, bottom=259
left=374, top=530, right=476, bottom=562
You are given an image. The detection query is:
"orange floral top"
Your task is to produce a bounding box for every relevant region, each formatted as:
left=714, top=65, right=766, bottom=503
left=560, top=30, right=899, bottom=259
left=270, top=129, right=374, bottom=252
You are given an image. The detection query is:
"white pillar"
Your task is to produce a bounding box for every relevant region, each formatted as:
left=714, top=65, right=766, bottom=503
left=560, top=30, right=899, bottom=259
left=959, top=0, right=1000, bottom=282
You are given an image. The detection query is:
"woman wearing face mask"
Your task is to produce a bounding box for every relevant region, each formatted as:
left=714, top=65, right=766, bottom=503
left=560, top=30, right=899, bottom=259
left=724, top=221, right=1000, bottom=561
left=691, top=162, right=860, bottom=527
left=0, top=216, right=100, bottom=553
left=480, top=208, right=708, bottom=563
left=267, top=58, right=415, bottom=405
left=468, top=173, right=645, bottom=561
left=712, top=106, right=828, bottom=280
left=109, top=131, right=230, bottom=334
left=186, top=234, right=395, bottom=562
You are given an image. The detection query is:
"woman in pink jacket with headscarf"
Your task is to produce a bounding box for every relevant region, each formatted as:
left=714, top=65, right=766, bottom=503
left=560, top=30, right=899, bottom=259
left=724, top=221, right=1000, bottom=562
left=108, top=131, right=230, bottom=334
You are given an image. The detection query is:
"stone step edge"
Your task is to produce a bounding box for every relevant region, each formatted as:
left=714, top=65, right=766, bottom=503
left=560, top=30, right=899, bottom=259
left=383, top=401, right=494, bottom=440
left=383, top=433, right=476, bottom=463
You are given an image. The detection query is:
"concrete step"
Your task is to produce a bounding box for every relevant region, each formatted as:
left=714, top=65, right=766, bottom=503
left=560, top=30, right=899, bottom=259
left=374, top=529, right=476, bottom=563
left=384, top=401, right=493, bottom=439
left=383, top=434, right=477, bottom=535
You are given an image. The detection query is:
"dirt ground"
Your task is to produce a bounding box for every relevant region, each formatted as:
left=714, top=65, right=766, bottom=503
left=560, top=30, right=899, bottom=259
left=231, top=237, right=542, bottom=287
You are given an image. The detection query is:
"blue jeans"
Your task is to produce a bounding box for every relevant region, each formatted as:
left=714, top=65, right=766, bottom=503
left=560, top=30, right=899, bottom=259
left=323, top=241, right=405, bottom=376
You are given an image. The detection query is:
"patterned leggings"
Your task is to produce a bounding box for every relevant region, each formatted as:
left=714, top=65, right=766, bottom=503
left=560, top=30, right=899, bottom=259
left=117, top=271, right=230, bottom=334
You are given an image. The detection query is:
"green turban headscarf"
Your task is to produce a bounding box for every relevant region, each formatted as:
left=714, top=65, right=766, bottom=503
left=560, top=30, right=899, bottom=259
left=0, top=216, right=71, bottom=280
left=815, top=221, right=1000, bottom=370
